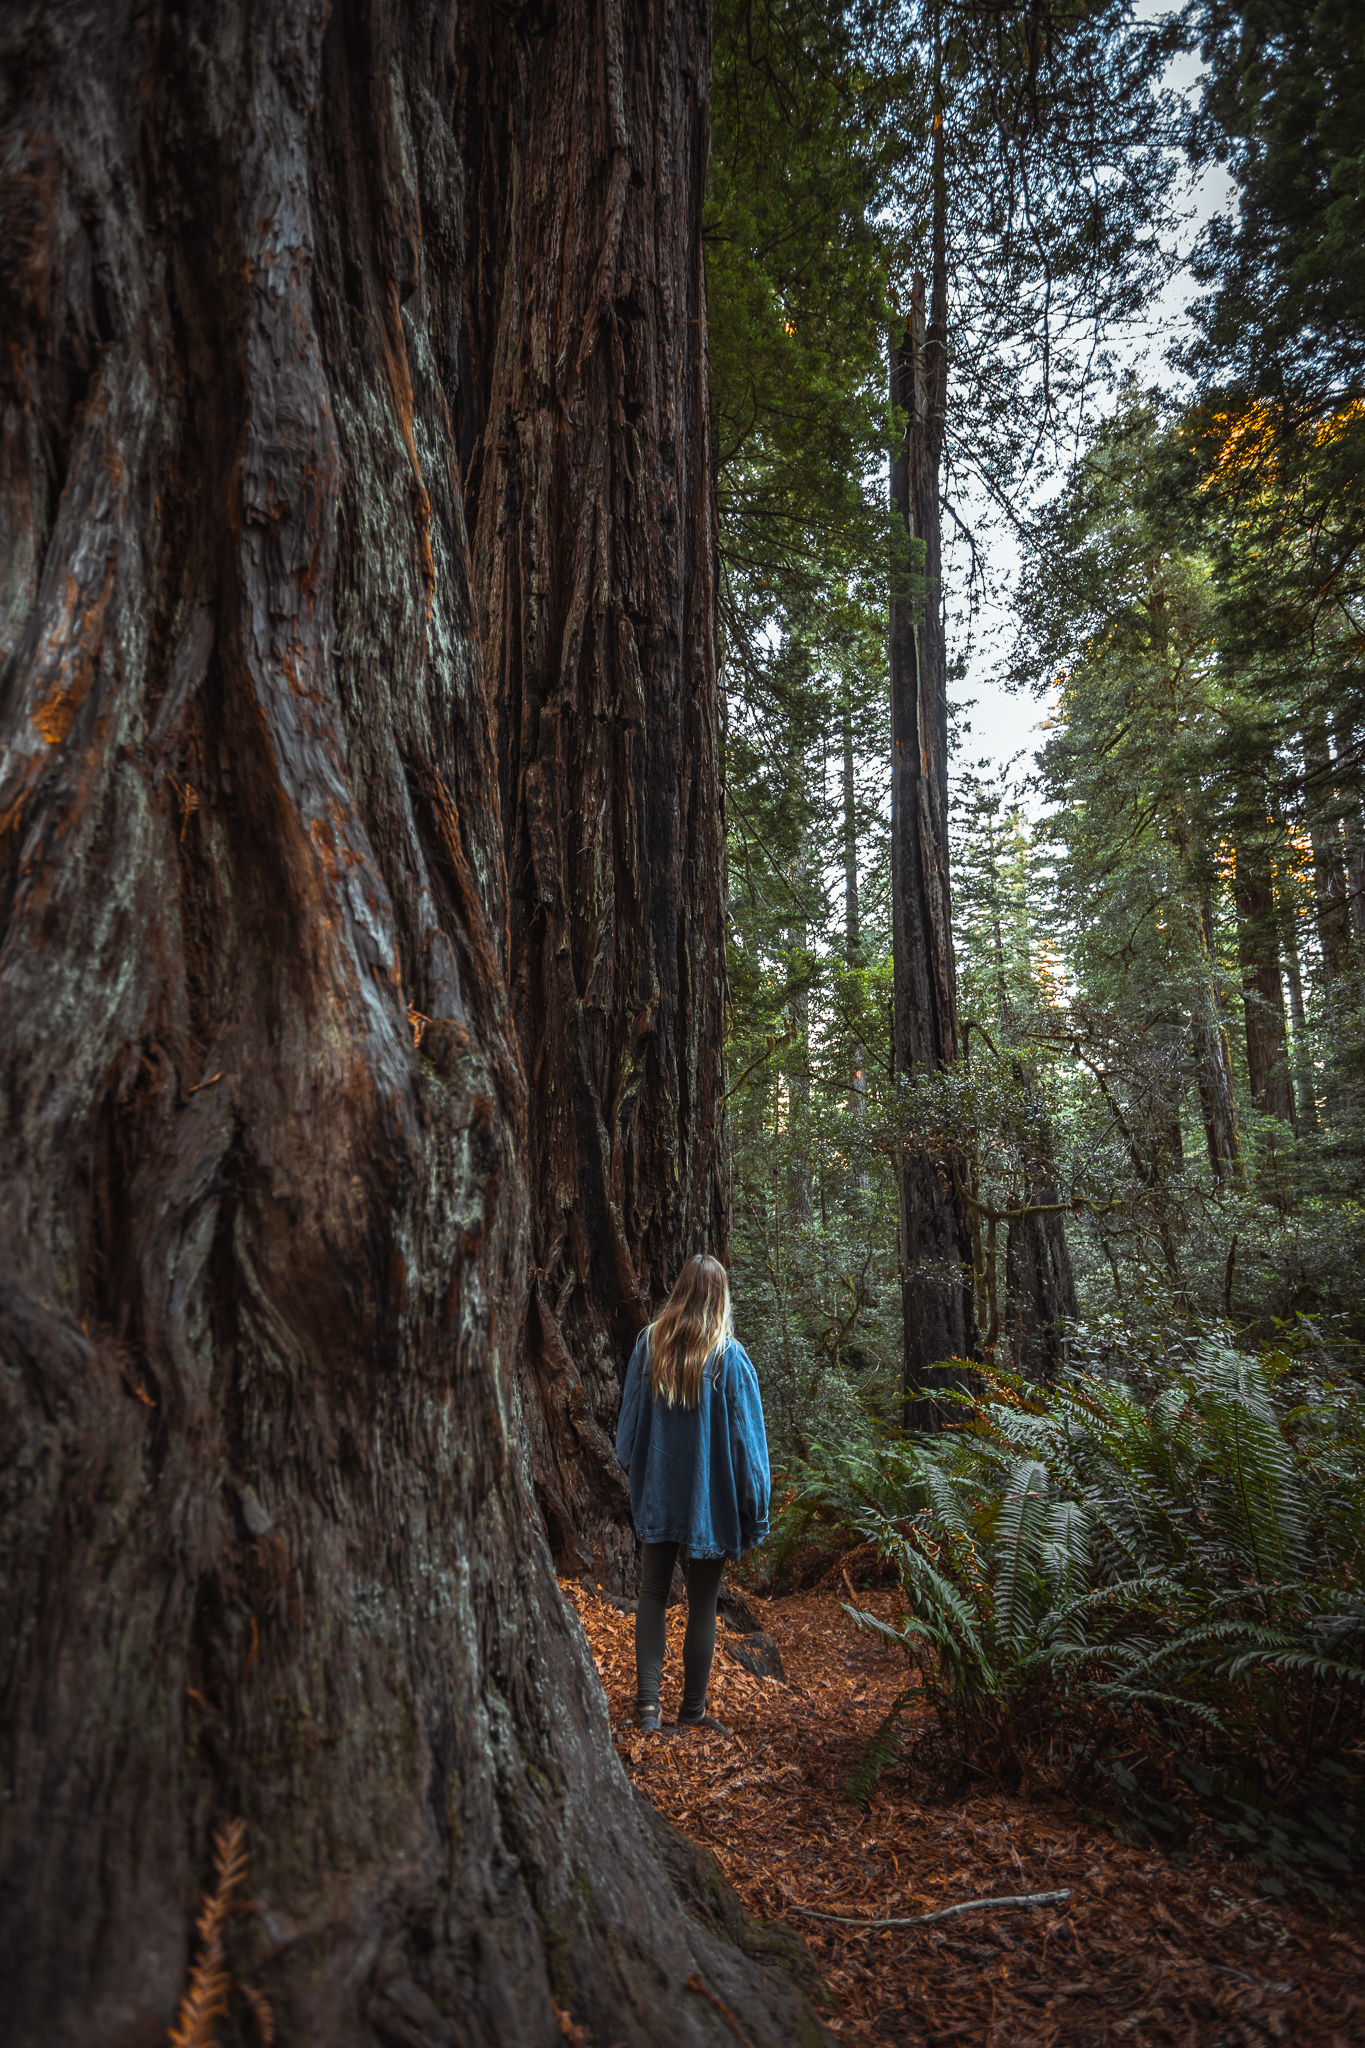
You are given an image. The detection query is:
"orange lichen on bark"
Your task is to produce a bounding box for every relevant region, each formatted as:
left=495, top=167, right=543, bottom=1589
left=30, top=553, right=117, bottom=745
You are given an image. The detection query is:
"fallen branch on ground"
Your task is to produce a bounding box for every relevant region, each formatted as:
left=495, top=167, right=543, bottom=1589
left=790, top=1887, right=1072, bottom=1930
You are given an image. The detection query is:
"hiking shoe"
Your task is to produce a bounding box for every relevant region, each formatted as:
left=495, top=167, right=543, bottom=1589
left=677, top=1711, right=731, bottom=1737
left=636, top=1705, right=663, bottom=1734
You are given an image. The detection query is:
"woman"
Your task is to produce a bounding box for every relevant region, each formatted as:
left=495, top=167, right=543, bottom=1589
left=615, top=1255, right=770, bottom=1734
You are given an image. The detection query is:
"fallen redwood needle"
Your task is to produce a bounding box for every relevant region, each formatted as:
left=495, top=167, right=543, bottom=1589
left=790, top=1887, right=1072, bottom=1930
left=188, top=1071, right=224, bottom=1093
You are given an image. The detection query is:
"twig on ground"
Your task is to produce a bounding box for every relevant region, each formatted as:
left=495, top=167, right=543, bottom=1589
left=790, top=1887, right=1073, bottom=1930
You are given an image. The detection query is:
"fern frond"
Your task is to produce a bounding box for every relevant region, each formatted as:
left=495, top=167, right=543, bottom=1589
left=845, top=1685, right=921, bottom=1806
left=1086, top=1682, right=1230, bottom=1730
left=241, top=1984, right=275, bottom=2047
left=990, top=1458, right=1052, bottom=1653
left=1221, top=1648, right=1365, bottom=1684
left=167, top=1819, right=248, bottom=2048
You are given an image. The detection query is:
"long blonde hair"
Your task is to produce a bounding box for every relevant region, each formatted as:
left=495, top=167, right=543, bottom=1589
left=649, top=1255, right=732, bottom=1408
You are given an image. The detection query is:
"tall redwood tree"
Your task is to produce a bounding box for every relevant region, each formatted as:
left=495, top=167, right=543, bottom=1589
left=888, top=258, right=976, bottom=1423
left=0, top=3, right=821, bottom=2043
left=458, top=0, right=730, bottom=1587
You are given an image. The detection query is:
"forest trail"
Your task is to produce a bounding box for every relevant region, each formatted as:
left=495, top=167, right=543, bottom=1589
left=563, top=1582, right=1365, bottom=2047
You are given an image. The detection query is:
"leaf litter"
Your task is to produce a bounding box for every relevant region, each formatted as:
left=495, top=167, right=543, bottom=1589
left=561, top=1579, right=1365, bottom=2046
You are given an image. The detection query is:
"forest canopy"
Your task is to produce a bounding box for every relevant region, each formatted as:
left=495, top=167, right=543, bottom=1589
left=714, top=0, right=1365, bottom=1437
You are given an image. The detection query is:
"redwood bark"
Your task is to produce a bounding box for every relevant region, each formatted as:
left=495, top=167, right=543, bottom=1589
left=888, top=234, right=975, bottom=1425
left=458, top=0, right=729, bottom=1588
left=0, top=5, right=822, bottom=2045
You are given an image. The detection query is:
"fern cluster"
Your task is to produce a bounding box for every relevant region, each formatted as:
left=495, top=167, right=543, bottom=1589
left=790, top=1348, right=1365, bottom=1884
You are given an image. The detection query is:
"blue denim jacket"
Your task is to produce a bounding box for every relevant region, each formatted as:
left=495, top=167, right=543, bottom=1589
left=615, top=1330, right=771, bottom=1559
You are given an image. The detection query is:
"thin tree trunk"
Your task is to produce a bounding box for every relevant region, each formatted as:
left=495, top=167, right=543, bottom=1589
left=1334, top=710, right=1365, bottom=949
left=1279, top=862, right=1320, bottom=1132
left=1004, top=1065, right=1078, bottom=1383
left=1233, top=830, right=1295, bottom=1127
left=888, top=62, right=975, bottom=1429
left=1304, top=713, right=1353, bottom=988
left=1192, top=983, right=1243, bottom=1180
left=0, top=6, right=824, bottom=2044
left=985, top=810, right=1011, bottom=1023
left=787, top=960, right=814, bottom=1227
left=1190, top=892, right=1243, bottom=1181
left=785, top=715, right=813, bottom=1226
left=842, top=684, right=868, bottom=1170
left=843, top=690, right=861, bottom=968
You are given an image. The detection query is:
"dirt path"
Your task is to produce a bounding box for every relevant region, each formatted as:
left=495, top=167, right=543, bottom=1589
left=563, top=1581, right=1365, bottom=2046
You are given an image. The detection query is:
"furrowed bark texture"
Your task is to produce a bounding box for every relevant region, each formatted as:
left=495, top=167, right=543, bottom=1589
left=0, top=5, right=822, bottom=2046
left=888, top=268, right=975, bottom=1428
left=457, top=0, right=728, bottom=1589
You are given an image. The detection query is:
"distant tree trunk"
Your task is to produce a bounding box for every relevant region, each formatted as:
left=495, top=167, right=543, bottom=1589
left=983, top=809, right=1012, bottom=1024
left=0, top=7, right=825, bottom=2046
left=1190, top=893, right=1243, bottom=1181
left=1142, top=1024, right=1187, bottom=1177
left=786, top=955, right=814, bottom=1228
left=1304, top=714, right=1353, bottom=989
left=842, top=684, right=868, bottom=1169
left=1233, top=831, right=1296, bottom=1128
left=459, top=0, right=729, bottom=1589
left=1278, top=862, right=1320, bottom=1132
left=1334, top=711, right=1365, bottom=949
left=842, top=691, right=861, bottom=967
left=1005, top=1065, right=1078, bottom=1383
left=888, top=79, right=975, bottom=1429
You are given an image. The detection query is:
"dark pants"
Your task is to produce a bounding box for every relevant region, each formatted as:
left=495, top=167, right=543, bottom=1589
left=635, top=1541, right=726, bottom=1721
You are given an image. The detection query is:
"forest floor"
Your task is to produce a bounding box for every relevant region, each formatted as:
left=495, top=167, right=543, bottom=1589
left=562, top=1579, right=1365, bottom=2048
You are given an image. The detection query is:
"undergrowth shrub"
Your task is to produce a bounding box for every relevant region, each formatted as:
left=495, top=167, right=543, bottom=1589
left=783, top=1348, right=1365, bottom=1899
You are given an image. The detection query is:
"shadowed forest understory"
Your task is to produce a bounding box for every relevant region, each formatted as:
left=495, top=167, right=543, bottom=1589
left=569, top=1579, right=1365, bottom=2045
left=3, top=0, right=1365, bottom=2044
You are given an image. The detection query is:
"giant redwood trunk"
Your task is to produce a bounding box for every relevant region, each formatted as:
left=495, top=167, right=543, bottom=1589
left=458, top=0, right=728, bottom=1589
left=888, top=233, right=975, bottom=1426
left=0, top=5, right=825, bottom=2045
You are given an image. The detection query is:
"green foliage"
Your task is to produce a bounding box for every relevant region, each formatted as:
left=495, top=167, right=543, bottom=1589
left=707, top=2, right=908, bottom=1468
left=701, top=4, right=1365, bottom=1893
left=1185, top=0, right=1365, bottom=404
left=786, top=1353, right=1365, bottom=1883
left=712, top=3, right=1187, bottom=1451
left=984, top=382, right=1365, bottom=1344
